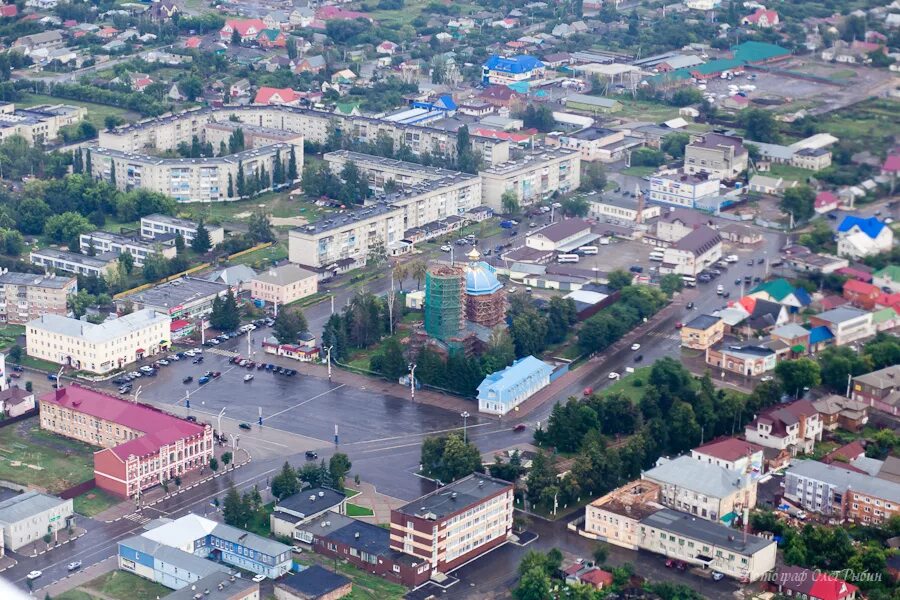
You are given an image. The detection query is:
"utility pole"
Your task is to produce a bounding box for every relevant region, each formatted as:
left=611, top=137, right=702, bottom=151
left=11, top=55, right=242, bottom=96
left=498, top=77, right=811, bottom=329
left=461, top=411, right=470, bottom=444
left=326, top=346, right=333, bottom=382
left=408, top=363, right=417, bottom=402
left=133, top=385, right=142, bottom=405
left=217, top=407, right=226, bottom=436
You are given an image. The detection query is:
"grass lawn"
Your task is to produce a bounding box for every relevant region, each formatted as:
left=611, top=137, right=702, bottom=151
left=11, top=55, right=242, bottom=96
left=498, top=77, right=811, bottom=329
left=228, top=242, right=288, bottom=268
left=621, top=166, right=658, bottom=178
left=829, top=69, right=858, bottom=80
left=0, top=324, right=24, bottom=350
left=54, top=591, right=99, bottom=600
left=814, top=99, right=900, bottom=158
left=0, top=417, right=97, bottom=492
left=616, top=99, right=682, bottom=122
left=346, top=503, right=375, bottom=517
left=73, top=488, right=122, bottom=517
left=17, top=354, right=61, bottom=372
left=17, top=93, right=137, bottom=131
left=401, top=312, right=422, bottom=324
left=766, top=163, right=816, bottom=182
left=598, top=367, right=652, bottom=403
left=100, top=219, right=140, bottom=234
left=243, top=503, right=274, bottom=537
left=177, top=191, right=333, bottom=225
left=81, top=570, right=170, bottom=600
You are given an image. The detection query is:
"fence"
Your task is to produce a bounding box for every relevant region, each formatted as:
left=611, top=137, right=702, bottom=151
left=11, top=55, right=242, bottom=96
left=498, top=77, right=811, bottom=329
left=58, top=478, right=96, bottom=500
left=0, top=408, right=38, bottom=429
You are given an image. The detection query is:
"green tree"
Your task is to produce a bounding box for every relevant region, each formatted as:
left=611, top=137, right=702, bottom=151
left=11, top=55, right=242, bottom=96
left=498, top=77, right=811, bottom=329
left=501, top=190, right=519, bottom=215
left=546, top=296, right=577, bottom=344
left=273, top=309, right=308, bottom=344
left=509, top=311, right=548, bottom=358
left=606, top=269, right=633, bottom=290
left=371, top=336, right=407, bottom=379
left=44, top=211, right=91, bottom=247
left=660, top=273, right=684, bottom=296
left=210, top=289, right=240, bottom=331
left=191, top=221, right=212, bottom=253
left=741, top=108, right=781, bottom=143
left=118, top=251, right=134, bottom=275
left=230, top=28, right=241, bottom=45
left=775, top=358, right=821, bottom=397
left=209, top=457, right=218, bottom=472
left=525, top=451, right=555, bottom=507
left=513, top=568, right=551, bottom=600
left=227, top=172, right=234, bottom=197
left=17, top=197, right=52, bottom=234
left=481, top=329, right=516, bottom=374
left=560, top=196, right=589, bottom=218
left=8, top=344, right=22, bottom=363
left=271, top=461, right=299, bottom=500
left=780, top=185, right=816, bottom=224
left=221, top=451, right=233, bottom=468
left=580, top=162, right=607, bottom=192
left=141, top=252, right=170, bottom=282
left=287, top=145, right=298, bottom=181
left=286, top=36, right=297, bottom=60
left=328, top=453, right=352, bottom=490
left=661, top=132, right=691, bottom=159
left=817, top=346, right=870, bottom=393
left=420, top=433, right=482, bottom=483
left=222, top=486, right=247, bottom=527
left=629, top=147, right=666, bottom=167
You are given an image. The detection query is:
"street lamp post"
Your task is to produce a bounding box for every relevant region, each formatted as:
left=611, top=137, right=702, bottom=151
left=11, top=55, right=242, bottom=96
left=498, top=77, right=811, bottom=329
left=326, top=346, right=333, bottom=383
left=133, top=385, right=142, bottom=405
left=56, top=365, right=65, bottom=388
left=408, top=363, right=417, bottom=402
left=461, top=411, right=470, bottom=444
left=217, top=407, right=226, bottom=436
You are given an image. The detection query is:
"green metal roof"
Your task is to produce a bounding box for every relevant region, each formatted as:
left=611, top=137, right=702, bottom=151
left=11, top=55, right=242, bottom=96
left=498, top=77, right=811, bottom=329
left=690, top=58, right=744, bottom=76
left=730, top=41, right=791, bottom=63
left=750, top=278, right=794, bottom=301
left=874, top=265, right=900, bottom=282
left=872, top=307, right=897, bottom=324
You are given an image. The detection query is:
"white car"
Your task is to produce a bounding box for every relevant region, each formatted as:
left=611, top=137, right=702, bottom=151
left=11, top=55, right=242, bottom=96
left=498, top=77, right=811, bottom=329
left=725, top=254, right=739, bottom=263
left=608, top=372, right=620, bottom=380
left=251, top=574, right=266, bottom=583
left=193, top=348, right=203, bottom=354
left=244, top=374, right=254, bottom=382
left=440, top=244, right=451, bottom=252
left=158, top=359, right=170, bottom=366
left=209, top=339, right=220, bottom=345
left=27, top=570, right=42, bottom=580
left=139, top=365, right=154, bottom=373
left=630, top=343, right=640, bottom=351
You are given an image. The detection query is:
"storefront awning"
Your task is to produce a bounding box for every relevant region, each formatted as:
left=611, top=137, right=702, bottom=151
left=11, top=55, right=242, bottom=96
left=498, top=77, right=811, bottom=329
left=136, top=348, right=145, bottom=353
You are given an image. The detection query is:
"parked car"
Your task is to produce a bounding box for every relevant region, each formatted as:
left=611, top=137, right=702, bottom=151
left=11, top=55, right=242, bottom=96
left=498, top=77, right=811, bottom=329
left=305, top=450, right=318, bottom=460
left=513, top=424, right=527, bottom=432
left=608, top=372, right=620, bottom=380
left=239, top=423, right=252, bottom=430
left=711, top=571, right=725, bottom=581
left=634, top=354, right=644, bottom=362
left=198, top=376, right=210, bottom=385
left=630, top=343, right=641, bottom=351
left=244, top=374, right=254, bottom=382
left=183, top=376, right=193, bottom=384
left=251, top=574, right=265, bottom=583
left=186, top=415, right=197, bottom=422
left=118, top=385, right=132, bottom=394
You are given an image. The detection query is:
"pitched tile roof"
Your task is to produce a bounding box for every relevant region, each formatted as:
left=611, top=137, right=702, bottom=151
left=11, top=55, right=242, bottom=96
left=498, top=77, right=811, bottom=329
left=693, top=438, right=765, bottom=462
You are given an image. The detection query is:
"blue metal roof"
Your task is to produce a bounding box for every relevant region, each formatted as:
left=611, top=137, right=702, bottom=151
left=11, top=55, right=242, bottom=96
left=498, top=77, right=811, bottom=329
left=483, top=54, right=544, bottom=74
left=477, top=356, right=552, bottom=400
left=808, top=325, right=834, bottom=344
left=793, top=287, right=812, bottom=307
left=838, top=215, right=886, bottom=239
left=466, top=261, right=502, bottom=296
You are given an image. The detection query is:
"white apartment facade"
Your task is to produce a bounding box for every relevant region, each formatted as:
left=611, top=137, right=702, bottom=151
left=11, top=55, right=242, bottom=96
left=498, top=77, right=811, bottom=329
left=0, top=102, right=87, bottom=144
left=0, top=492, right=74, bottom=552
left=649, top=173, right=721, bottom=208
left=30, top=248, right=117, bottom=278
left=80, top=232, right=177, bottom=267
left=684, top=133, right=748, bottom=180
left=323, top=150, right=461, bottom=192
left=140, top=214, right=225, bottom=247
left=660, top=226, right=722, bottom=276
left=479, top=148, right=580, bottom=212
left=26, top=309, right=171, bottom=374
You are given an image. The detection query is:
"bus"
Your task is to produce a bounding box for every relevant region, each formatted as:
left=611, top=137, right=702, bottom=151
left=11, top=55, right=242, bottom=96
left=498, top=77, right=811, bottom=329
left=682, top=275, right=697, bottom=287
left=557, top=254, right=580, bottom=263
left=578, top=246, right=598, bottom=255
left=649, top=251, right=665, bottom=262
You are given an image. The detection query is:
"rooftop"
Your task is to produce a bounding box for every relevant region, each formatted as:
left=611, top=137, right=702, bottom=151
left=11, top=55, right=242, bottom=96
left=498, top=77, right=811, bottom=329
left=252, top=264, right=317, bottom=287
left=90, top=142, right=292, bottom=167
left=643, top=455, right=751, bottom=499
left=164, top=572, right=257, bottom=600
left=640, top=508, right=774, bottom=556
left=693, top=438, right=765, bottom=462
left=672, top=225, right=721, bottom=256
left=276, top=565, right=350, bottom=597
left=814, top=306, right=869, bottom=325
left=0, top=491, right=68, bottom=525
left=529, top=219, right=591, bottom=243
left=480, top=147, right=578, bottom=177
left=41, top=385, right=206, bottom=460
left=685, top=313, right=721, bottom=330
left=566, top=94, right=620, bottom=108
left=28, top=309, right=168, bottom=344
left=0, top=271, right=75, bottom=289
left=478, top=356, right=552, bottom=399
left=788, top=460, right=900, bottom=503
left=120, top=277, right=229, bottom=310
left=121, top=535, right=229, bottom=579
left=838, top=215, right=887, bottom=239
left=142, top=213, right=221, bottom=232
left=690, top=133, right=747, bottom=156
left=396, top=473, right=513, bottom=520
left=853, top=364, right=900, bottom=389
left=324, top=150, right=462, bottom=179
left=275, top=488, right=346, bottom=519
left=31, top=247, right=116, bottom=268
left=143, top=513, right=291, bottom=558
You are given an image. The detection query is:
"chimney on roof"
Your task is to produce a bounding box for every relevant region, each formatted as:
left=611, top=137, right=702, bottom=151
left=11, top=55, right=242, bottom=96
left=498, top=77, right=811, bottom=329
left=55, top=387, right=65, bottom=400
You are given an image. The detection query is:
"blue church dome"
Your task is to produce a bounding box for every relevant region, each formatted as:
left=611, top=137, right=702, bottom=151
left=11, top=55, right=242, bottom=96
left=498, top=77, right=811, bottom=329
left=465, top=249, right=502, bottom=296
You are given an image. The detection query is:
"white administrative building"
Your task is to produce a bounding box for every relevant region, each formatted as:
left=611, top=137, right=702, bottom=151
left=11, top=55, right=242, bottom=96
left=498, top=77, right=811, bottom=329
left=477, top=356, right=553, bottom=415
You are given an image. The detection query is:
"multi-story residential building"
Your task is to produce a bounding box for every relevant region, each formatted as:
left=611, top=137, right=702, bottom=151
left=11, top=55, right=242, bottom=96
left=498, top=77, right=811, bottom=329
left=477, top=355, right=553, bottom=415
left=141, top=214, right=225, bottom=247
left=0, top=271, right=77, bottom=325
left=116, top=277, right=229, bottom=321
left=555, top=127, right=626, bottom=163
left=86, top=143, right=296, bottom=203
left=98, top=106, right=509, bottom=169
left=691, top=438, right=765, bottom=476
left=641, top=456, right=757, bottom=522
left=851, top=365, right=900, bottom=416
left=27, top=309, right=171, bottom=374
left=389, top=474, right=514, bottom=586
left=30, top=248, right=117, bottom=278
left=250, top=264, right=318, bottom=306
left=784, top=460, right=900, bottom=525
left=808, top=307, right=874, bottom=346
left=0, top=102, right=87, bottom=144
left=684, top=133, right=748, bottom=180
left=80, top=231, right=176, bottom=267
left=649, top=172, right=721, bottom=208
left=637, top=508, right=776, bottom=581
left=680, top=314, right=724, bottom=350
left=40, top=385, right=212, bottom=498
left=134, top=513, right=292, bottom=578
left=479, top=148, right=580, bottom=212
left=324, top=150, right=462, bottom=192
left=583, top=480, right=663, bottom=550
left=744, top=400, right=823, bottom=455
left=204, top=121, right=303, bottom=153
left=0, top=491, right=74, bottom=552
left=659, top=225, right=722, bottom=276
left=481, top=55, right=545, bottom=85
left=385, top=173, right=482, bottom=230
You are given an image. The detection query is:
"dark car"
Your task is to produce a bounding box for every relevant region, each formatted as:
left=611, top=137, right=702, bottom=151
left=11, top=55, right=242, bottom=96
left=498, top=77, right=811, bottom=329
left=735, top=278, right=742, bottom=285
left=686, top=302, right=694, bottom=310
left=757, top=258, right=765, bottom=264
left=634, top=354, right=644, bottom=362
left=11, top=365, right=23, bottom=372
left=238, top=423, right=252, bottom=430
left=257, top=362, right=265, bottom=370
left=265, top=364, right=274, bottom=370
left=827, top=213, right=838, bottom=220
left=186, top=415, right=197, bottom=422
left=112, top=377, right=127, bottom=385
left=275, top=366, right=284, bottom=374
left=722, top=291, right=730, bottom=298
left=183, top=376, right=193, bottom=384
left=305, top=450, right=318, bottom=460
left=513, top=424, right=527, bottom=432
left=629, top=265, right=643, bottom=273
left=193, top=357, right=203, bottom=364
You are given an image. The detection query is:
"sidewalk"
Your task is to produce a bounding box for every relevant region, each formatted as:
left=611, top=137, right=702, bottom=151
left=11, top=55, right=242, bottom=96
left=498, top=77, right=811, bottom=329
left=345, top=481, right=405, bottom=525
left=93, top=447, right=251, bottom=523
left=17, top=525, right=87, bottom=558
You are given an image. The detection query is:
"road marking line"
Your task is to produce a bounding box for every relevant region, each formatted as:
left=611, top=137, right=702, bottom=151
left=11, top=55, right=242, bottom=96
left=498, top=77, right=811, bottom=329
left=262, top=384, right=345, bottom=421
left=341, top=422, right=493, bottom=447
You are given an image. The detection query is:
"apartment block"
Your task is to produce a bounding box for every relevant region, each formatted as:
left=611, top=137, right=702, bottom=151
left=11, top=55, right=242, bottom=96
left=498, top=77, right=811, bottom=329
left=784, top=460, right=900, bottom=525
left=684, top=133, right=748, bottom=180
left=26, top=309, right=171, bottom=374
left=40, top=385, right=212, bottom=498
left=141, top=214, right=225, bottom=247
left=0, top=102, right=87, bottom=144
left=80, top=231, right=177, bottom=267
left=389, top=474, right=514, bottom=586
left=0, top=271, right=77, bottom=325
left=250, top=264, right=318, bottom=306
left=324, top=149, right=462, bottom=192
left=30, top=248, right=117, bottom=278
left=97, top=105, right=509, bottom=167
left=479, top=148, right=580, bottom=212
left=86, top=143, right=296, bottom=203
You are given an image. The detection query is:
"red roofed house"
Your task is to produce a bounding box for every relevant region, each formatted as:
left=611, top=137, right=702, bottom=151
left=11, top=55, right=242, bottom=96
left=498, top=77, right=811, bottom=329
left=39, top=385, right=213, bottom=498
left=377, top=41, right=399, bottom=55
left=0, top=4, right=18, bottom=18
left=742, top=8, right=779, bottom=28
left=257, top=28, right=286, bottom=48
left=315, top=6, right=372, bottom=22
left=691, top=437, right=766, bottom=475
left=220, top=18, right=267, bottom=43
left=877, top=292, right=900, bottom=312
left=771, top=566, right=858, bottom=600
left=579, top=568, right=614, bottom=590
left=883, top=153, right=900, bottom=175
left=478, top=85, right=525, bottom=110
left=814, top=191, right=839, bottom=214
left=834, top=266, right=873, bottom=283
left=822, top=440, right=866, bottom=465
left=132, top=77, right=153, bottom=92
left=184, top=36, right=201, bottom=49
left=843, top=279, right=880, bottom=309
left=254, top=86, right=302, bottom=106
left=97, top=27, right=120, bottom=40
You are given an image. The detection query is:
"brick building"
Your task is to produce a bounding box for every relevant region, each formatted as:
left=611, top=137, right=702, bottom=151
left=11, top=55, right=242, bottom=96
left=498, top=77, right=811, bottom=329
left=0, top=272, right=77, bottom=325
left=39, top=385, right=213, bottom=498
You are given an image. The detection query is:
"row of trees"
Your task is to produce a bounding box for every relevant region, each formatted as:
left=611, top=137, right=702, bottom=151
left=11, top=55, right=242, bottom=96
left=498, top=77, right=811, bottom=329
left=578, top=282, right=669, bottom=355
left=321, top=291, right=401, bottom=363
left=270, top=454, right=353, bottom=500
left=508, top=295, right=579, bottom=359
left=528, top=359, right=785, bottom=512
left=302, top=161, right=372, bottom=204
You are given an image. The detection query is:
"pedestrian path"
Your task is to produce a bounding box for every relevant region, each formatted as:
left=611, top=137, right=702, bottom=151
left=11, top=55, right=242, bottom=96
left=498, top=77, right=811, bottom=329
left=206, top=347, right=239, bottom=358
left=123, top=513, right=151, bottom=525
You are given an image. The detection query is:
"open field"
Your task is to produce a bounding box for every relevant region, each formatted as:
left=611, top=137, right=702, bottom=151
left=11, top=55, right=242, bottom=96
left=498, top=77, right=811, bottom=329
left=615, top=99, right=682, bottom=122
left=766, top=163, right=816, bottom=182
left=813, top=98, right=900, bottom=157
left=228, top=242, right=288, bottom=268
left=79, top=570, right=170, bottom=600
left=176, top=192, right=335, bottom=226
left=0, top=417, right=97, bottom=492
left=73, top=488, right=122, bottom=517
left=621, top=166, right=657, bottom=177
left=599, top=367, right=651, bottom=403
left=17, top=93, right=137, bottom=131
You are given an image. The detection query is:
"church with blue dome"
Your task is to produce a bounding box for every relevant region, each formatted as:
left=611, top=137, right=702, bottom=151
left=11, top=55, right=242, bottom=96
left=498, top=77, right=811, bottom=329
left=464, top=249, right=506, bottom=327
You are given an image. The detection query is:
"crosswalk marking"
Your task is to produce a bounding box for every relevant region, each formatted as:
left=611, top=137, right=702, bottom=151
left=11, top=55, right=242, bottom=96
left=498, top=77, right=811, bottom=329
left=124, top=513, right=150, bottom=524
left=207, top=348, right=239, bottom=358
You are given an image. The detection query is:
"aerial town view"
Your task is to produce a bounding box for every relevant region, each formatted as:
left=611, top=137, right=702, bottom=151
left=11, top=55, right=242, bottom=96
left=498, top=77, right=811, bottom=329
left=0, top=0, right=898, bottom=599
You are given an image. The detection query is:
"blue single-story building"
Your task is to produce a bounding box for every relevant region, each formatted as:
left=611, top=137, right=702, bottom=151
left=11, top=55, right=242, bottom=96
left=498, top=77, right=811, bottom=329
left=477, top=355, right=553, bottom=415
